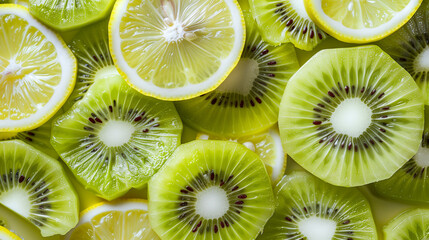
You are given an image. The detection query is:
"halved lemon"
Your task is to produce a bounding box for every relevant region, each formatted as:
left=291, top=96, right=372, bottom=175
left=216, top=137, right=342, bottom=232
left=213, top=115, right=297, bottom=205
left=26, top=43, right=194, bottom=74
left=305, top=0, right=422, bottom=43
left=65, top=199, right=160, bottom=240
left=196, top=127, right=286, bottom=183
left=0, top=226, right=20, bottom=240
left=109, top=0, right=245, bottom=100
left=0, top=4, right=76, bottom=132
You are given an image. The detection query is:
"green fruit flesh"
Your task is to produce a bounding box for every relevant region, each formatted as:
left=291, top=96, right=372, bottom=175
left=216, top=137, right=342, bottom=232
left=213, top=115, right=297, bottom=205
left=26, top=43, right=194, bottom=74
left=175, top=2, right=299, bottom=138
left=384, top=209, right=429, bottom=240
left=51, top=74, right=183, bottom=200
left=0, top=140, right=79, bottom=237
left=258, top=171, right=377, bottom=240
left=279, top=45, right=424, bottom=187
left=28, top=0, right=116, bottom=31
left=0, top=114, right=60, bottom=159
left=149, top=140, right=275, bottom=240
left=378, top=0, right=429, bottom=105
left=65, top=19, right=117, bottom=110
left=249, top=0, right=327, bottom=50
left=372, top=105, right=429, bottom=204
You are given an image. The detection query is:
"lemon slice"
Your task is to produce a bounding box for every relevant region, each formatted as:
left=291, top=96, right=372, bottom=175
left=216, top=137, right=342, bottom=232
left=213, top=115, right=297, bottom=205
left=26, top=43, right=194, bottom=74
left=0, top=226, right=20, bottom=240
left=65, top=199, right=160, bottom=240
left=304, top=0, right=422, bottom=43
left=0, top=4, right=76, bottom=132
left=196, top=127, right=286, bottom=183
left=109, top=0, right=245, bottom=100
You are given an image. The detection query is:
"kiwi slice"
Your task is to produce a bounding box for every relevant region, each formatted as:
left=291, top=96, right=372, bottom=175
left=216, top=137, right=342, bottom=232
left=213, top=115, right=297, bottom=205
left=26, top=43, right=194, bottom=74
left=149, top=140, right=275, bottom=240
left=28, top=0, right=115, bottom=31
left=0, top=140, right=78, bottom=237
left=279, top=45, right=424, bottom=187
left=378, top=1, right=429, bottom=105
left=258, top=171, right=377, bottom=240
left=371, top=105, right=429, bottom=204
left=64, top=19, right=117, bottom=110
left=384, top=208, right=429, bottom=239
left=175, top=0, right=299, bottom=138
left=249, top=0, right=327, bottom=50
left=0, top=115, right=60, bottom=159
left=51, top=74, right=183, bottom=200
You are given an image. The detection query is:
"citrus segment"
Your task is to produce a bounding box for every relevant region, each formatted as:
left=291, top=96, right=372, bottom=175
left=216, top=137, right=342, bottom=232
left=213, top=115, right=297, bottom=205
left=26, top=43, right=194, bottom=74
left=305, top=0, right=422, bottom=43
left=0, top=4, right=76, bottom=132
left=109, top=0, right=245, bottom=100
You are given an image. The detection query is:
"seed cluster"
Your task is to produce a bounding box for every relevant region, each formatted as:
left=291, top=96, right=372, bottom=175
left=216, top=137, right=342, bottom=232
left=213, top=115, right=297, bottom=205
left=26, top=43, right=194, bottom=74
left=274, top=2, right=326, bottom=40
left=395, top=34, right=429, bottom=75
left=201, top=42, right=280, bottom=108
left=80, top=99, right=161, bottom=163
left=283, top=203, right=357, bottom=240
left=311, top=82, right=392, bottom=152
left=0, top=168, right=51, bottom=227
left=176, top=169, right=248, bottom=235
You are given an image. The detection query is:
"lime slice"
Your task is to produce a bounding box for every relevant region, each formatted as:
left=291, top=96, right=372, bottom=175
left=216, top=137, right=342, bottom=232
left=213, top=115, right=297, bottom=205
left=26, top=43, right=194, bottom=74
left=109, top=0, right=245, bottom=100
left=0, top=226, right=20, bottom=240
left=0, top=4, right=76, bottom=132
left=305, top=0, right=422, bottom=43
left=65, top=199, right=160, bottom=240
left=196, top=127, right=286, bottom=183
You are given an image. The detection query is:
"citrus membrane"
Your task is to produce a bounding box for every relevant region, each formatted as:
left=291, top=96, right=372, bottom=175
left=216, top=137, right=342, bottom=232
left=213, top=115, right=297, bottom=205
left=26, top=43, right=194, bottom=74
left=109, top=0, right=245, bottom=100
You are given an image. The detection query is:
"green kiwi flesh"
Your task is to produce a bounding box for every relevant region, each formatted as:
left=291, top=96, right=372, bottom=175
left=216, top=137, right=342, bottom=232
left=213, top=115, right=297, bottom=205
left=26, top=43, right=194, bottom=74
left=383, top=208, right=429, bottom=240
left=257, top=171, right=377, bottom=240
left=279, top=45, right=424, bottom=187
left=371, top=105, right=429, bottom=204
left=175, top=0, right=299, bottom=138
left=64, top=19, right=117, bottom=110
left=378, top=0, right=429, bottom=105
left=28, top=0, right=116, bottom=31
left=51, top=74, right=183, bottom=200
left=249, top=0, right=327, bottom=50
left=148, top=140, right=275, bottom=240
left=0, top=114, right=60, bottom=159
left=0, top=140, right=79, bottom=237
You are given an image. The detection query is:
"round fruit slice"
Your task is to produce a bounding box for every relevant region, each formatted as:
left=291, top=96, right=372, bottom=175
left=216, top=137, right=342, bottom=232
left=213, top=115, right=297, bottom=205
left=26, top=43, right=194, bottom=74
left=384, top=208, right=429, bottom=240
left=0, top=226, right=20, bottom=240
left=371, top=105, right=429, bottom=204
left=0, top=140, right=79, bottom=237
left=378, top=0, right=429, bottom=105
left=28, top=0, right=116, bottom=31
left=149, top=140, right=275, bottom=240
left=196, top=127, right=286, bottom=183
left=109, top=0, right=245, bottom=100
left=65, top=19, right=118, bottom=110
left=0, top=4, right=76, bottom=132
left=51, top=74, right=183, bottom=200
left=249, top=0, right=328, bottom=50
left=65, top=199, right=159, bottom=240
left=279, top=45, right=424, bottom=187
left=304, top=0, right=422, bottom=43
left=175, top=0, right=299, bottom=137
left=0, top=110, right=62, bottom=159
left=258, top=171, right=377, bottom=240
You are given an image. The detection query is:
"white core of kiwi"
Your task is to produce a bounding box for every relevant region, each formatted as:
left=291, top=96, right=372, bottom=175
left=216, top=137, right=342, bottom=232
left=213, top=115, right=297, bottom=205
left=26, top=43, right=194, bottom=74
left=98, top=120, right=135, bottom=147
left=0, top=188, right=32, bottom=218
left=414, top=46, right=429, bottom=72
left=94, top=65, right=119, bottom=82
left=195, top=186, right=229, bottom=219
left=298, top=216, right=337, bottom=240
left=216, top=58, right=259, bottom=95
left=330, top=98, right=372, bottom=138
left=413, top=146, right=429, bottom=168
left=289, top=0, right=311, bottom=20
